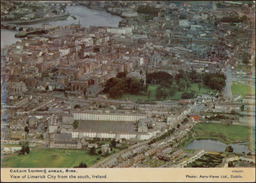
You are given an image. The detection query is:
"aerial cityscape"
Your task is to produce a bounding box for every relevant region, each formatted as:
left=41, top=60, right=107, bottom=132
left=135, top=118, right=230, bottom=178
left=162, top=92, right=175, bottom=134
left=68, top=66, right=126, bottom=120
left=1, top=1, right=255, bottom=169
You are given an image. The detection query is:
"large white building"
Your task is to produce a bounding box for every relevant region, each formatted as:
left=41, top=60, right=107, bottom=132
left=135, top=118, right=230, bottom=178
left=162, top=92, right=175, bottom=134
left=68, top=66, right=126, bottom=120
left=69, top=112, right=159, bottom=140
left=70, top=131, right=156, bottom=140
left=106, top=27, right=133, bottom=35
left=73, top=112, right=147, bottom=122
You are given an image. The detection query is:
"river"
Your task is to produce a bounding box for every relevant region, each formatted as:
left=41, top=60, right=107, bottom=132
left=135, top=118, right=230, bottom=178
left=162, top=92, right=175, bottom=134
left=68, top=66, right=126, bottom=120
left=1, top=5, right=122, bottom=47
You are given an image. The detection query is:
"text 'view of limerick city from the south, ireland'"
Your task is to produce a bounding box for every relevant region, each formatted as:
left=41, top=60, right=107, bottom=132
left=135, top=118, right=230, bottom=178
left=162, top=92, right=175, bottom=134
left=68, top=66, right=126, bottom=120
left=1, top=1, right=255, bottom=169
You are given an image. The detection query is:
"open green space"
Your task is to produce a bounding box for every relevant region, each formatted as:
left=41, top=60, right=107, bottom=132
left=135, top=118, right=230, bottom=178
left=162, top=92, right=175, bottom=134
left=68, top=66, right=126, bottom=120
left=120, top=84, right=158, bottom=101
left=120, top=83, right=215, bottom=102
left=3, top=148, right=105, bottom=168
left=231, top=81, right=254, bottom=96
left=235, top=65, right=251, bottom=72
left=179, top=123, right=251, bottom=148
left=168, top=83, right=215, bottom=100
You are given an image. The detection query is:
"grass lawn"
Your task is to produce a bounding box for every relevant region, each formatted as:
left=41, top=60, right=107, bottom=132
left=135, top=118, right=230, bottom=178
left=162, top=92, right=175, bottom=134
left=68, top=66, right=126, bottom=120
left=120, top=83, right=215, bottom=101
left=169, top=83, right=215, bottom=100
left=120, top=84, right=158, bottom=101
left=179, top=123, right=251, bottom=148
left=2, top=149, right=104, bottom=168
left=147, top=84, right=158, bottom=100
left=235, top=65, right=251, bottom=72
left=231, top=81, right=254, bottom=96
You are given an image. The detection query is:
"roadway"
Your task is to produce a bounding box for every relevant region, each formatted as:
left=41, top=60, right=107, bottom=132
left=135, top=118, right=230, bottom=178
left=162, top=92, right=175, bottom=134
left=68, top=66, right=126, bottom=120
left=223, top=64, right=233, bottom=100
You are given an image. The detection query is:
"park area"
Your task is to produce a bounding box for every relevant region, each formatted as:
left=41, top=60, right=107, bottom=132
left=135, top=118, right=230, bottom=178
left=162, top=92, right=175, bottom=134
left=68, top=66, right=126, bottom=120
left=121, top=83, right=215, bottom=102
left=2, top=148, right=105, bottom=168
left=231, top=81, right=254, bottom=96
left=178, top=123, right=251, bottom=148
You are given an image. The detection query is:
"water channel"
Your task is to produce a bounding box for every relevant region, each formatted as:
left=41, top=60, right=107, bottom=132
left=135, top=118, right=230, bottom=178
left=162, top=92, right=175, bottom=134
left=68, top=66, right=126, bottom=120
left=1, top=5, right=122, bottom=47
left=185, top=139, right=251, bottom=154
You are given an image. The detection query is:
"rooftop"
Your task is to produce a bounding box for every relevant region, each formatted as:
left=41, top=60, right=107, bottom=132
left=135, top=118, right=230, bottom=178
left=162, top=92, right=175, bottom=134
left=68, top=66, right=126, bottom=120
left=76, top=120, right=137, bottom=134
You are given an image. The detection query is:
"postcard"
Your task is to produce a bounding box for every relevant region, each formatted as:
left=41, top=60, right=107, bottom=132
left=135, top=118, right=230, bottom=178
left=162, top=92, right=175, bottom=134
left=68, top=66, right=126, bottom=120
left=1, top=0, right=255, bottom=182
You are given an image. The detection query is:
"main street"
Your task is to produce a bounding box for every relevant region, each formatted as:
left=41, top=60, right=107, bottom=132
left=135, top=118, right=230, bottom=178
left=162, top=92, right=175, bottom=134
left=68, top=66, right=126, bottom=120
left=223, top=64, right=233, bottom=100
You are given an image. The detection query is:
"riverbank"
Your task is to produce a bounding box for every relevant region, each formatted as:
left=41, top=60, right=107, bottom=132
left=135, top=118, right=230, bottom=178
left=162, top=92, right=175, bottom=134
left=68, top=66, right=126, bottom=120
left=178, top=123, right=251, bottom=150
left=84, top=3, right=123, bottom=17
left=1, top=5, right=121, bottom=47
left=3, top=13, right=69, bottom=25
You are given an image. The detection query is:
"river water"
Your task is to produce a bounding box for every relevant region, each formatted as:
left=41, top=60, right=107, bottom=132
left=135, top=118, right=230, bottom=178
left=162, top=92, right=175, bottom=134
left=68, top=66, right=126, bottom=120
left=185, top=139, right=251, bottom=154
left=1, top=5, right=121, bottom=47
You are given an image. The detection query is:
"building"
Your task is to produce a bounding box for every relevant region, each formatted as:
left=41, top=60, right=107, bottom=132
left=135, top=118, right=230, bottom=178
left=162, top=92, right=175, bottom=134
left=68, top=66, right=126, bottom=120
left=86, top=85, right=104, bottom=97
left=101, top=158, right=118, bottom=168
left=49, top=133, right=81, bottom=149
left=189, top=115, right=199, bottom=122
left=138, top=122, right=148, bottom=132
left=73, top=112, right=147, bottom=122
left=133, top=154, right=145, bottom=162
left=121, top=151, right=133, bottom=160
left=5, top=81, right=27, bottom=93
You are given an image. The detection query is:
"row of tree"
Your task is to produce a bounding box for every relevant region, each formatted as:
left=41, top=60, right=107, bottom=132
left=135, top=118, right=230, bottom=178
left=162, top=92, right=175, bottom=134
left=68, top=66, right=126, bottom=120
left=202, top=73, right=226, bottom=91
left=105, top=70, right=226, bottom=100
left=148, top=128, right=175, bottom=145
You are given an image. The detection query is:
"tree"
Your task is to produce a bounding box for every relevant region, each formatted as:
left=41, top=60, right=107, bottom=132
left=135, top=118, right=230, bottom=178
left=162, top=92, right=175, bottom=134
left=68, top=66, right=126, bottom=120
left=169, top=85, right=178, bottom=97
left=242, top=53, right=250, bottom=64
left=74, top=105, right=81, bottom=109
left=109, top=85, right=124, bottom=99
left=147, top=90, right=151, bottom=99
left=198, top=83, right=202, bottom=92
left=103, top=151, right=109, bottom=157
left=77, top=162, right=87, bottom=168
left=181, top=91, right=195, bottom=99
left=240, top=105, right=245, bottom=112
left=225, top=145, right=233, bottom=153
left=24, top=126, right=29, bottom=133
left=146, top=71, right=173, bottom=85
left=129, top=79, right=142, bottom=95
left=186, top=81, right=190, bottom=90
left=203, top=73, right=226, bottom=91
left=231, top=110, right=237, bottom=115
left=178, top=79, right=187, bottom=91
left=156, top=87, right=168, bottom=100
left=110, top=139, right=116, bottom=148
left=103, top=77, right=122, bottom=93
left=89, top=146, right=96, bottom=155
left=116, top=71, right=127, bottom=78
left=19, top=141, right=30, bottom=155
left=73, top=120, right=79, bottom=129
left=137, top=5, right=159, bottom=15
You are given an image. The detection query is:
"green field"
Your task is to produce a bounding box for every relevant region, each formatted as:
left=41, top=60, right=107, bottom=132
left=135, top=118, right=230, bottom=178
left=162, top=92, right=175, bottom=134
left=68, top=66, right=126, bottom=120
left=235, top=65, right=251, bottom=72
left=120, top=83, right=215, bottom=101
left=179, top=123, right=251, bottom=148
left=231, top=81, right=254, bottom=96
left=120, top=84, right=158, bottom=101
left=3, top=149, right=105, bottom=168
left=168, top=83, right=215, bottom=100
